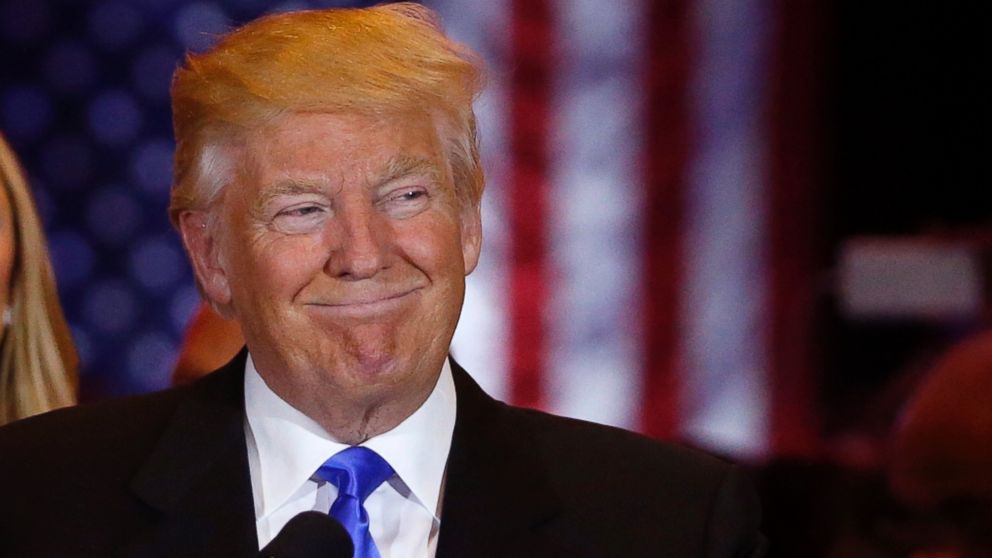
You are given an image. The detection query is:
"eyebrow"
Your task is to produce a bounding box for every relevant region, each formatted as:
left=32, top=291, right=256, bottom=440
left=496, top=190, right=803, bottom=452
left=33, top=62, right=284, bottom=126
left=250, top=180, right=328, bottom=218
left=249, top=156, right=443, bottom=217
left=376, top=156, right=442, bottom=188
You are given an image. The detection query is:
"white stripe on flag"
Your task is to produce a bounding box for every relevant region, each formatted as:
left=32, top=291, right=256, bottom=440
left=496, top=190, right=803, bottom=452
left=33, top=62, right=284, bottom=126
left=681, top=0, right=771, bottom=458
left=546, top=0, right=646, bottom=429
left=436, top=0, right=512, bottom=401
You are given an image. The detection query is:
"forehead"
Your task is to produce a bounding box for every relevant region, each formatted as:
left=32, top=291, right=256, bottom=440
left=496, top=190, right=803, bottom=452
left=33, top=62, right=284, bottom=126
left=241, top=111, right=445, bottom=184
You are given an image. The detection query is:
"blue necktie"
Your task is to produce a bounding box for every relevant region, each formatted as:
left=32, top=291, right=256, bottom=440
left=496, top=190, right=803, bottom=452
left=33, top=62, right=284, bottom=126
left=316, top=447, right=395, bottom=558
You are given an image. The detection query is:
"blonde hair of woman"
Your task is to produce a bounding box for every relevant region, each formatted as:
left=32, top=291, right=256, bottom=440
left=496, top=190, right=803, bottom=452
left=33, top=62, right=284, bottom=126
left=0, top=132, right=77, bottom=425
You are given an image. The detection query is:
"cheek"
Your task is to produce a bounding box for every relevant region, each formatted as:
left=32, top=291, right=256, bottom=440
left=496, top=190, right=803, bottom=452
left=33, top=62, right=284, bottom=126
left=395, top=219, right=466, bottom=277
left=230, top=233, right=327, bottom=304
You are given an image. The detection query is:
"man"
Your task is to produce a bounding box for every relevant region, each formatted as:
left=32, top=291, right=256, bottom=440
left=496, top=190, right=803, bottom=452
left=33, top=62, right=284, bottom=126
left=0, top=4, right=765, bottom=557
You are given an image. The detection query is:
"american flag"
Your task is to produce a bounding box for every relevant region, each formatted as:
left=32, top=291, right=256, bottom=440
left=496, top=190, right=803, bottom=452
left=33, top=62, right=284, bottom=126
left=434, top=0, right=821, bottom=461
left=0, top=0, right=823, bottom=461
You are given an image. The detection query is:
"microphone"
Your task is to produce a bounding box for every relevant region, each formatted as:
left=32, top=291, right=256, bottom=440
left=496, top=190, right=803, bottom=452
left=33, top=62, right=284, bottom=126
left=256, top=511, right=354, bottom=558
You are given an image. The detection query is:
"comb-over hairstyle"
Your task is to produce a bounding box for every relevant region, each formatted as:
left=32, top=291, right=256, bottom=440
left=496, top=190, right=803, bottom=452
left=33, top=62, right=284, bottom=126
left=169, top=3, right=485, bottom=226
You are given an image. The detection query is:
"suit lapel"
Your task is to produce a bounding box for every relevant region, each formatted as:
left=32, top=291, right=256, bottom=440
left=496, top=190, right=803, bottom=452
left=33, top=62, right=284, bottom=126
left=436, top=360, right=586, bottom=558
left=117, top=354, right=584, bottom=557
left=121, top=350, right=258, bottom=558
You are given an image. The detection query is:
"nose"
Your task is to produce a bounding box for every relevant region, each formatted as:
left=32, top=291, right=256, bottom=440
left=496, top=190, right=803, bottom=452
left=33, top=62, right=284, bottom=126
left=324, top=202, right=388, bottom=280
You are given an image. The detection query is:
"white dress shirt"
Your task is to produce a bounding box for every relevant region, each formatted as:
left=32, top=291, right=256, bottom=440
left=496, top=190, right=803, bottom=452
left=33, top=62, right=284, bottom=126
left=244, top=354, right=457, bottom=557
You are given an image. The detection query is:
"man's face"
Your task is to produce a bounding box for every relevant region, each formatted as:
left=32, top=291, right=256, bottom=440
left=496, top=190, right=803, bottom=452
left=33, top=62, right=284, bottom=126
left=185, top=111, right=480, bottom=420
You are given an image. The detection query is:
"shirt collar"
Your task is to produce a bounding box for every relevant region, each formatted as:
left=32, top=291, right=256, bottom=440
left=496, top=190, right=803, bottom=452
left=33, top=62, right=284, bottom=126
left=244, top=354, right=457, bottom=521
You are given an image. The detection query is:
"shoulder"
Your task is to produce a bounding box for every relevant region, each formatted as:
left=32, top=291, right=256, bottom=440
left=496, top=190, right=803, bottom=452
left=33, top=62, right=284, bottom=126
left=499, top=405, right=765, bottom=555
left=0, top=384, right=190, bottom=474
left=0, top=351, right=246, bottom=467
left=0, top=383, right=193, bottom=543
left=505, top=404, right=733, bottom=483
left=453, top=360, right=745, bottom=504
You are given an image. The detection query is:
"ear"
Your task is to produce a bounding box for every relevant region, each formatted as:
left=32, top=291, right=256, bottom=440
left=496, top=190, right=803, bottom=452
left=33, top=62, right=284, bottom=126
left=178, top=210, right=233, bottom=316
left=460, top=204, right=482, bottom=275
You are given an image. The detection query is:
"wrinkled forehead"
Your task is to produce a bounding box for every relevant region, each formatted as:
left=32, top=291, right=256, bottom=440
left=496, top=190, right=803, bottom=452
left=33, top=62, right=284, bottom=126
left=257, top=155, right=442, bottom=190
left=235, top=110, right=451, bottom=187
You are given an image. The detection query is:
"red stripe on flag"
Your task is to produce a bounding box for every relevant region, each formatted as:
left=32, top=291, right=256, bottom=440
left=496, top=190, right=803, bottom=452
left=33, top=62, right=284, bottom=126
left=640, top=0, right=692, bottom=440
left=508, top=0, right=554, bottom=409
left=766, top=0, right=825, bottom=456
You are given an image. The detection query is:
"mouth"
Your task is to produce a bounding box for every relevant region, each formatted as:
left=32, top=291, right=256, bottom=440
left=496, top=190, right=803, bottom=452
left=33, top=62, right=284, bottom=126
left=303, top=287, right=422, bottom=317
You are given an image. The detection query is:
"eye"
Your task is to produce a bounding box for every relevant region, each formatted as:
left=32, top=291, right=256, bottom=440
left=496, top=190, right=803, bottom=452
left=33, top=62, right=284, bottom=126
left=271, top=203, right=329, bottom=234
left=394, top=190, right=425, bottom=202
left=379, top=187, right=430, bottom=219
left=280, top=205, right=324, bottom=218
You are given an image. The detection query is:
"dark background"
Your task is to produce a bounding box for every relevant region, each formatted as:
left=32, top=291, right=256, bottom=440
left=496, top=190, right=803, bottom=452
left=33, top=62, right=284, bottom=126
left=823, top=1, right=989, bottom=437
left=0, top=1, right=989, bottom=554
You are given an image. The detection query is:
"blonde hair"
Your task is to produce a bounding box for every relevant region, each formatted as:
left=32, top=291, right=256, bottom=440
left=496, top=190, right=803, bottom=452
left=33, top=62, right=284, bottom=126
left=168, top=2, right=486, bottom=225
left=0, top=133, right=78, bottom=425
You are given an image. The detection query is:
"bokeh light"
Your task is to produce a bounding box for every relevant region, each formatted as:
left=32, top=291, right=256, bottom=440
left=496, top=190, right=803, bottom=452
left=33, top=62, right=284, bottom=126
left=43, top=42, right=98, bottom=94
left=0, top=0, right=51, bottom=44
left=87, top=90, right=144, bottom=146
left=0, top=0, right=380, bottom=395
left=86, top=1, right=145, bottom=51
left=1, top=86, right=53, bottom=142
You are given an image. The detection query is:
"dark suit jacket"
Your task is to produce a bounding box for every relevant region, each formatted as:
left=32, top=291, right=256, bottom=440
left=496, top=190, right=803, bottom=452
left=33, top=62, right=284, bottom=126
left=0, top=351, right=765, bottom=557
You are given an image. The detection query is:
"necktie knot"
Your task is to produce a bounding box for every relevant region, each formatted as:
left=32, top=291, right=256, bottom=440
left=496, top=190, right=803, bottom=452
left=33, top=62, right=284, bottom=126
left=317, top=446, right=395, bottom=502
left=314, top=447, right=394, bottom=558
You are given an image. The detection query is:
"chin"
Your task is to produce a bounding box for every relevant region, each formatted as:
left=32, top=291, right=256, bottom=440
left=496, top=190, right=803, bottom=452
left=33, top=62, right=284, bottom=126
left=347, top=349, right=400, bottom=378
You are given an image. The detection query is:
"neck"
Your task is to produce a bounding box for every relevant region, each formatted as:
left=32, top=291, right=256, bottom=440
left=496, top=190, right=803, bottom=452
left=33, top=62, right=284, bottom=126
left=310, top=395, right=425, bottom=445
left=251, top=355, right=442, bottom=445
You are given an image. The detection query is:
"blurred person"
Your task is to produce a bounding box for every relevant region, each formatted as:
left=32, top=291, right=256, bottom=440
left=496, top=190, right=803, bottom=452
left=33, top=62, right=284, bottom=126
left=0, top=5, right=763, bottom=557
left=172, top=302, right=243, bottom=385
left=0, top=132, right=77, bottom=426
left=890, top=330, right=992, bottom=505
left=761, top=331, right=992, bottom=558
left=886, top=330, right=992, bottom=556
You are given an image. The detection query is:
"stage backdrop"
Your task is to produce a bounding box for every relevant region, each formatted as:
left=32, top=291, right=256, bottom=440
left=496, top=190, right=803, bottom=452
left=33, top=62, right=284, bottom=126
left=0, top=0, right=822, bottom=460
